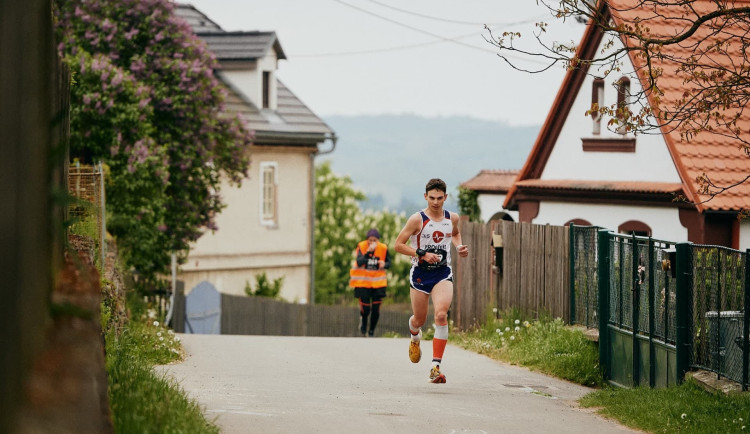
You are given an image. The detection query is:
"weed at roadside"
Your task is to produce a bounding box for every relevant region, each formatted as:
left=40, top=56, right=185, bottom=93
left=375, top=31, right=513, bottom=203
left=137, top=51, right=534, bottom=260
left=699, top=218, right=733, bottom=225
left=105, top=307, right=218, bottom=433
left=580, top=379, right=750, bottom=433
left=451, top=309, right=603, bottom=387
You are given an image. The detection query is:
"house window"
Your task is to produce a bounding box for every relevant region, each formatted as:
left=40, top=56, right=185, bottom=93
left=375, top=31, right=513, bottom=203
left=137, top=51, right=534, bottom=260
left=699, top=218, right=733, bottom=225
left=260, top=162, right=278, bottom=226
left=592, top=78, right=604, bottom=135
left=262, top=71, right=271, bottom=109
left=615, top=76, right=631, bottom=134
left=618, top=220, right=651, bottom=237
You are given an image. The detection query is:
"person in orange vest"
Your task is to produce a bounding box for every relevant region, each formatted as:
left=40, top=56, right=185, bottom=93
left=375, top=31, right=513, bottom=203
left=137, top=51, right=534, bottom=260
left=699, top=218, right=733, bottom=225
left=349, top=228, right=391, bottom=337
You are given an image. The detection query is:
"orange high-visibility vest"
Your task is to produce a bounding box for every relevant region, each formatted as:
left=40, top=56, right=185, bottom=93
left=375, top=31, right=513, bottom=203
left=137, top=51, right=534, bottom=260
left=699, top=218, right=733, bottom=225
left=349, top=241, right=388, bottom=288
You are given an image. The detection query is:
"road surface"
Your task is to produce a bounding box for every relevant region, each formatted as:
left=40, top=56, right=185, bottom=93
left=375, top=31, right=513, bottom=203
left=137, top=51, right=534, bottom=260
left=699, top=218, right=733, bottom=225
left=157, top=334, right=637, bottom=434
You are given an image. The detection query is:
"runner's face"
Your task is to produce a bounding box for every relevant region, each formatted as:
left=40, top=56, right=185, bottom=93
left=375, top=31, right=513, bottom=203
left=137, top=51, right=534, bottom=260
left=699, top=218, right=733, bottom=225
left=367, top=236, right=378, bottom=244
left=424, top=189, right=446, bottom=212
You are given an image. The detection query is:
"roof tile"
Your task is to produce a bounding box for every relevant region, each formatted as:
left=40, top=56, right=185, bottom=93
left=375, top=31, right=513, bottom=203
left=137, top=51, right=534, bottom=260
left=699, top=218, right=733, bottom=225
left=461, top=170, right=519, bottom=193
left=608, top=0, right=750, bottom=211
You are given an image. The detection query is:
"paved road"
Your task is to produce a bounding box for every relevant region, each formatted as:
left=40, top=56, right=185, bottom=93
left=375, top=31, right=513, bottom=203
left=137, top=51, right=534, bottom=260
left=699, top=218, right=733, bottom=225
left=157, top=334, right=638, bottom=434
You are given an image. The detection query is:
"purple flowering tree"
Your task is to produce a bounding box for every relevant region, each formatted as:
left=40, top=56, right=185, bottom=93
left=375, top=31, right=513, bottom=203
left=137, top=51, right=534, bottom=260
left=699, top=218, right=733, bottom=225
left=54, top=0, right=253, bottom=283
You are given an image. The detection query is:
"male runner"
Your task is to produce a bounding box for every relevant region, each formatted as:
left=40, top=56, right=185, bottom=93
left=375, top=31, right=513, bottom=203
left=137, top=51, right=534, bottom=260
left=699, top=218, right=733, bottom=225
left=394, top=178, right=469, bottom=383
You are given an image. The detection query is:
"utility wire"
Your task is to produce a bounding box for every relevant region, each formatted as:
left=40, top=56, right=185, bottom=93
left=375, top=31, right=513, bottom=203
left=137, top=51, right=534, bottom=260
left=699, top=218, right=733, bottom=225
left=291, top=27, right=492, bottom=57
left=362, top=0, right=547, bottom=27
left=292, top=0, right=549, bottom=65
left=330, top=0, right=497, bottom=54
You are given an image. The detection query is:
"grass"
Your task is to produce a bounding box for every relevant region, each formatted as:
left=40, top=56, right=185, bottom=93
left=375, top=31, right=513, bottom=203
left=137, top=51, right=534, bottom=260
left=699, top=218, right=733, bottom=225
left=451, top=308, right=750, bottom=433
left=580, top=380, right=750, bottom=433
left=104, top=300, right=219, bottom=433
left=450, top=309, right=603, bottom=387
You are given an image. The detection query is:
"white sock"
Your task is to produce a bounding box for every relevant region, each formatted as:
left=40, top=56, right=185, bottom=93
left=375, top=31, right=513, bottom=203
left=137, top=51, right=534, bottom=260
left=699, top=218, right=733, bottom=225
left=409, top=317, right=421, bottom=341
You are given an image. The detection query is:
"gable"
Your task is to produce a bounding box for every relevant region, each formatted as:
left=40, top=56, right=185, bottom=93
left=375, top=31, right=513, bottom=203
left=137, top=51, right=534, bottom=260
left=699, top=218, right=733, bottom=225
left=506, top=0, right=750, bottom=213
left=540, top=34, right=682, bottom=184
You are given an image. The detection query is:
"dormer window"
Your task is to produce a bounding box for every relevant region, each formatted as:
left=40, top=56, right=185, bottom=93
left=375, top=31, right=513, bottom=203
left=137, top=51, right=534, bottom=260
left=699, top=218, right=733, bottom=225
left=262, top=71, right=271, bottom=109
left=592, top=77, right=604, bottom=135
left=615, top=76, right=631, bottom=135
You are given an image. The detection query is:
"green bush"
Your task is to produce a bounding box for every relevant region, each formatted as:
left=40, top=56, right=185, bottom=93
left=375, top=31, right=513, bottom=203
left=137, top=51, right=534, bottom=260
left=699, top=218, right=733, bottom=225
left=244, top=272, right=284, bottom=298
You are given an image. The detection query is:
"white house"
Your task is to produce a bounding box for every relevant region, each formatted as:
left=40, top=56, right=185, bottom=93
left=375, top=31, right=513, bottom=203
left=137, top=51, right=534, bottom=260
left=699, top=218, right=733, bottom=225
left=175, top=4, right=335, bottom=302
left=504, top=0, right=750, bottom=249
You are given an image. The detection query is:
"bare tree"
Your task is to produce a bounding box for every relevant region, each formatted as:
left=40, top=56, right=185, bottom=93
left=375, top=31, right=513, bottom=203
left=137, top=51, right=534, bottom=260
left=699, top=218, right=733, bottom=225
left=488, top=0, right=750, bottom=203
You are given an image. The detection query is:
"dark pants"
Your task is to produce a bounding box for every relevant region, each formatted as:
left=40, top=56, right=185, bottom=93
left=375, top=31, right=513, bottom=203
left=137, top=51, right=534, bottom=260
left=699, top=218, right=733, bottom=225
left=355, top=287, right=385, bottom=336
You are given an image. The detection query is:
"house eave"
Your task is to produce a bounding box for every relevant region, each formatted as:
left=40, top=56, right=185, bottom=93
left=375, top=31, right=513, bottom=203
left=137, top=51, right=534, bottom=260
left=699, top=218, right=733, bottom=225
left=512, top=186, right=690, bottom=208
left=252, top=131, right=327, bottom=146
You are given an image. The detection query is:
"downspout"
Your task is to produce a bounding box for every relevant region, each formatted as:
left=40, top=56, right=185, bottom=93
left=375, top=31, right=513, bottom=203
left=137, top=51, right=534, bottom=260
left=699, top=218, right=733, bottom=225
left=309, top=132, right=337, bottom=305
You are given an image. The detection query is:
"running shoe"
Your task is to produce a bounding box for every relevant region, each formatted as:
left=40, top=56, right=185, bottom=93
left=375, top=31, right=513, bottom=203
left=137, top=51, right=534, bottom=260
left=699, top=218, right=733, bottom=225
left=429, top=365, right=446, bottom=383
left=409, top=337, right=422, bottom=363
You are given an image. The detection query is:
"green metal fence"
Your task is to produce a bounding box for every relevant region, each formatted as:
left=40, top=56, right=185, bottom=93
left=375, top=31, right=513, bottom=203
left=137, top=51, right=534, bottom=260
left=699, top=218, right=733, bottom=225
left=569, top=224, right=600, bottom=329
left=685, top=244, right=750, bottom=387
left=571, top=225, right=750, bottom=389
left=597, top=230, right=680, bottom=388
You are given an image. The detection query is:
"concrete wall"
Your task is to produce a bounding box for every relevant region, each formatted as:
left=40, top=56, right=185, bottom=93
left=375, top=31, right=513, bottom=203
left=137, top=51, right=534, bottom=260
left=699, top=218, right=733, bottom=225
left=182, top=146, right=314, bottom=302
left=535, top=201, right=687, bottom=242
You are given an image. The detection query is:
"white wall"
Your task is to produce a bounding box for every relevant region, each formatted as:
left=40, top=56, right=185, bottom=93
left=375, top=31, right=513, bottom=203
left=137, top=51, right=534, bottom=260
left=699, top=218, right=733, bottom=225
left=535, top=201, right=688, bottom=242
left=477, top=193, right=518, bottom=222
left=222, top=52, right=279, bottom=109
left=541, top=38, right=682, bottom=184
left=740, top=220, right=750, bottom=251
left=182, top=146, right=313, bottom=302
left=180, top=265, right=308, bottom=303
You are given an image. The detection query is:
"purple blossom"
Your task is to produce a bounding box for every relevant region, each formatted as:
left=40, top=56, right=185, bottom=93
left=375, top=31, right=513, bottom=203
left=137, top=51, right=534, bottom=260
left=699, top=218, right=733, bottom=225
left=111, top=70, right=123, bottom=87
left=124, top=27, right=139, bottom=40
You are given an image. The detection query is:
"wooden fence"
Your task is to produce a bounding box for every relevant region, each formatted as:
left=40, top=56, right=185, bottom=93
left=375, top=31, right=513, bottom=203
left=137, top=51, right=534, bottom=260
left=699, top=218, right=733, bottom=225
left=173, top=220, right=572, bottom=335
left=452, top=220, right=570, bottom=329
left=172, top=290, right=432, bottom=337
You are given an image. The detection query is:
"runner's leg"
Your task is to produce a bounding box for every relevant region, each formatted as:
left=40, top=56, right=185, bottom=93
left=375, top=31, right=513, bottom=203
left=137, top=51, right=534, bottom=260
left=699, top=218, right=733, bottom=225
left=410, top=287, right=429, bottom=330
left=430, top=280, right=453, bottom=366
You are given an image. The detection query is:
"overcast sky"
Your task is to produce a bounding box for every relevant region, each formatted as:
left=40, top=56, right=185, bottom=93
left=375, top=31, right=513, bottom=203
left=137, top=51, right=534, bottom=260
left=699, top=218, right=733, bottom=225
left=182, top=0, right=587, bottom=126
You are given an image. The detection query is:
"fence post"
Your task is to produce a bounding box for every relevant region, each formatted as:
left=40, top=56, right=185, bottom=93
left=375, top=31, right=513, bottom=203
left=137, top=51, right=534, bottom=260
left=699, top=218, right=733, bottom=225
left=569, top=223, right=576, bottom=325
left=743, top=249, right=749, bottom=391
left=597, top=229, right=611, bottom=382
left=648, top=238, right=656, bottom=388
left=98, top=161, right=106, bottom=268
left=675, top=242, right=693, bottom=384
left=631, top=233, right=640, bottom=386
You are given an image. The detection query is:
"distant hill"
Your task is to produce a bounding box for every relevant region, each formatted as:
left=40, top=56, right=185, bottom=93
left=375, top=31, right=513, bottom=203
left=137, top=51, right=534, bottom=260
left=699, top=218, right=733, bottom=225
left=319, top=114, right=539, bottom=213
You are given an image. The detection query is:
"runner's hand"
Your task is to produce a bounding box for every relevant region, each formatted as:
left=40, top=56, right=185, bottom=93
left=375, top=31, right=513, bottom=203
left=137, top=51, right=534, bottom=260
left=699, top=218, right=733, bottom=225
left=457, top=244, right=469, bottom=257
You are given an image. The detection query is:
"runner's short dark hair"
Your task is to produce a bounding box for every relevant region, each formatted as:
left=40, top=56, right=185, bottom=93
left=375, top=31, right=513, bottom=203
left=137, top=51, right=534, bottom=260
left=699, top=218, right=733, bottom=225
left=425, top=178, right=447, bottom=194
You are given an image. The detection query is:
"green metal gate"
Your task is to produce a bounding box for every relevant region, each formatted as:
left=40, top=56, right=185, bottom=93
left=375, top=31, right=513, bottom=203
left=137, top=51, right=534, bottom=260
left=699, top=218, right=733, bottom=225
left=597, top=230, right=685, bottom=388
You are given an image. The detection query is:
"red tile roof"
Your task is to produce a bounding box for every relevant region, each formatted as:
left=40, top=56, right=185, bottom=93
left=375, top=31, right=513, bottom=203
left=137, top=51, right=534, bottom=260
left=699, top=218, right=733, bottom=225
left=461, top=170, right=519, bottom=193
left=608, top=0, right=750, bottom=212
left=515, top=179, right=684, bottom=195
left=506, top=0, right=750, bottom=212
